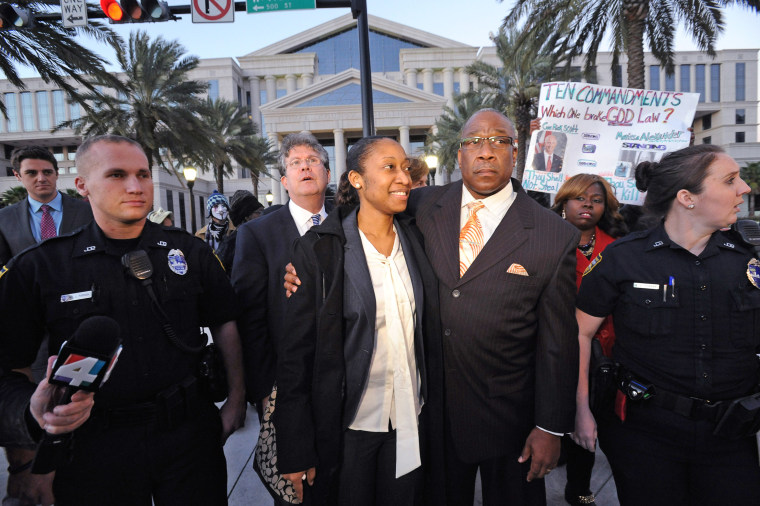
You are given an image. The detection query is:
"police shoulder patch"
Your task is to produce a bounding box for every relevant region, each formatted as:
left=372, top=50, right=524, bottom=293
left=582, top=253, right=602, bottom=277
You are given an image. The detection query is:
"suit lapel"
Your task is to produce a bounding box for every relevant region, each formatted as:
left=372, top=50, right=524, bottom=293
left=428, top=182, right=463, bottom=286
left=456, top=182, right=534, bottom=286
left=59, top=193, right=76, bottom=234
left=342, top=210, right=376, bottom=337
left=18, top=200, right=35, bottom=246
left=396, top=220, right=424, bottom=324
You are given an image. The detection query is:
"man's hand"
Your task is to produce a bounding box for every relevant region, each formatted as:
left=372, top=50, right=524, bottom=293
left=283, top=467, right=316, bottom=502
left=219, top=391, right=246, bottom=443
left=283, top=263, right=300, bottom=298
left=29, top=356, right=94, bottom=435
left=518, top=428, right=560, bottom=482
left=5, top=447, right=55, bottom=506
left=529, top=118, right=541, bottom=136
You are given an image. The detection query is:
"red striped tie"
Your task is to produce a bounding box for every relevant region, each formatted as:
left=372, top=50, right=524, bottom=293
left=459, top=201, right=485, bottom=277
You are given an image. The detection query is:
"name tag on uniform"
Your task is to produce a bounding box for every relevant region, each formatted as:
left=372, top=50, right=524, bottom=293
left=60, top=290, right=93, bottom=303
left=633, top=282, right=659, bottom=290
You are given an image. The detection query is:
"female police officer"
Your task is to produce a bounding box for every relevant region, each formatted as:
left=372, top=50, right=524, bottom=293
left=572, top=144, right=760, bottom=505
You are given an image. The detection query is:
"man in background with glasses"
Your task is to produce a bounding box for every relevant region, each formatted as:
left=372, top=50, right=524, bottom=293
left=232, top=132, right=331, bottom=424
left=407, top=108, right=579, bottom=505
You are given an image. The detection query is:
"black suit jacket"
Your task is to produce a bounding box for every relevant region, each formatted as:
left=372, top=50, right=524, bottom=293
left=231, top=204, right=301, bottom=404
left=0, top=193, right=93, bottom=266
left=532, top=152, right=563, bottom=173
left=409, top=179, right=579, bottom=463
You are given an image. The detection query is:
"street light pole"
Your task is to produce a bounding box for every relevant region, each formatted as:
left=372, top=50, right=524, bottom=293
left=183, top=167, right=197, bottom=233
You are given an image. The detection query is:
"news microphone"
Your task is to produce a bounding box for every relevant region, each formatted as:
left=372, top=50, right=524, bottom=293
left=32, top=315, right=122, bottom=474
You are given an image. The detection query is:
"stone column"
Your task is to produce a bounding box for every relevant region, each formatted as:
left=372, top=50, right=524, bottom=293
left=265, top=75, right=276, bottom=103
left=399, top=126, right=410, bottom=154
left=249, top=78, right=262, bottom=131
left=422, top=68, right=434, bottom=94
left=405, top=69, right=418, bottom=89
left=267, top=132, right=283, bottom=205
left=443, top=67, right=454, bottom=105
left=458, top=69, right=470, bottom=94
left=333, top=128, right=346, bottom=184
left=285, top=74, right=297, bottom=94
left=302, top=73, right=314, bottom=87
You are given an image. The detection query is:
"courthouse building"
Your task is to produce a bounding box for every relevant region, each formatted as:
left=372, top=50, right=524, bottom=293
left=0, top=14, right=757, bottom=231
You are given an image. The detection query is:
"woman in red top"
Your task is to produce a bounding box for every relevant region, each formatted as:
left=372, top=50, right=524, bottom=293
left=551, top=174, right=627, bottom=506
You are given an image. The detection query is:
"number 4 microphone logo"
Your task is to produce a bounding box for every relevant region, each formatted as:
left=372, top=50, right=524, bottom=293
left=53, top=354, right=106, bottom=388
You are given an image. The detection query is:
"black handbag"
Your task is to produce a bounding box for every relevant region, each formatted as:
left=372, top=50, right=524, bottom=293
left=253, top=384, right=301, bottom=504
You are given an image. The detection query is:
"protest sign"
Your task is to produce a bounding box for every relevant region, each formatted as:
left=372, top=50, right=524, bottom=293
left=523, top=82, right=699, bottom=204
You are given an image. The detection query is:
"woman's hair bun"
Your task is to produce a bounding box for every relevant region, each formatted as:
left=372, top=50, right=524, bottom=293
left=634, top=161, right=656, bottom=192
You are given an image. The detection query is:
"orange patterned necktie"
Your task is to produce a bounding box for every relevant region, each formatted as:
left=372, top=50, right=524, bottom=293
left=459, top=201, right=485, bottom=277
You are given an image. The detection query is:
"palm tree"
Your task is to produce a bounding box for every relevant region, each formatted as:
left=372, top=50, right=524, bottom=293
left=2, top=186, right=27, bottom=206
left=502, top=0, right=759, bottom=89
left=466, top=27, right=565, bottom=181
left=0, top=0, right=121, bottom=117
left=741, top=161, right=760, bottom=218
left=426, top=91, right=500, bottom=184
left=191, top=98, right=278, bottom=195
left=54, top=31, right=211, bottom=171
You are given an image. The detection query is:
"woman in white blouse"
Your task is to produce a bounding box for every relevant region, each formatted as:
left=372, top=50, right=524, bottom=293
left=274, top=137, right=443, bottom=506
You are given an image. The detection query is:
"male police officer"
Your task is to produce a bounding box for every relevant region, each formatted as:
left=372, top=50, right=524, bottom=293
left=0, top=135, right=246, bottom=505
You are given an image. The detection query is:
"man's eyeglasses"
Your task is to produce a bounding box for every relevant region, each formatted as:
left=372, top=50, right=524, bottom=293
left=287, top=157, right=323, bottom=169
left=459, top=136, right=516, bottom=150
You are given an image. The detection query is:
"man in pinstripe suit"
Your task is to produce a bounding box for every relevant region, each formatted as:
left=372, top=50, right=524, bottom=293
left=410, top=109, right=580, bottom=505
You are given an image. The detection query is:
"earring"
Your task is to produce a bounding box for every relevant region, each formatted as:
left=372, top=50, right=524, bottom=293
left=688, top=204, right=695, bottom=209
left=561, top=209, right=566, bottom=219
left=354, top=184, right=361, bottom=189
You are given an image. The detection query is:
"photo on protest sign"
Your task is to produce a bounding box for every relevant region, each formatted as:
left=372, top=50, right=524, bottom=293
left=523, top=82, right=699, bottom=204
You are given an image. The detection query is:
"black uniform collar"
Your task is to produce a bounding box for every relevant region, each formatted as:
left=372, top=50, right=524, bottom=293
left=72, top=221, right=174, bottom=258
left=644, top=221, right=750, bottom=258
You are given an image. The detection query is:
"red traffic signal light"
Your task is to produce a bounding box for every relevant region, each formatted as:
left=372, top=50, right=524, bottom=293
left=100, top=0, right=171, bottom=22
left=0, top=3, right=33, bottom=29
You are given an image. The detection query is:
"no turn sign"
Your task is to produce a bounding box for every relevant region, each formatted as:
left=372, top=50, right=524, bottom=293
left=192, top=0, right=234, bottom=23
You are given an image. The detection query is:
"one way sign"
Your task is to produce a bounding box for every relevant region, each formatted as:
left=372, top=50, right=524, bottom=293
left=60, top=0, right=87, bottom=27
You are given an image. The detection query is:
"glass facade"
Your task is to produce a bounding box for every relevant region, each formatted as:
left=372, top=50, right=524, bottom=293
left=695, top=65, right=705, bottom=102
left=292, top=28, right=425, bottom=74
left=208, top=80, right=219, bottom=101
left=0, top=93, right=12, bottom=132
left=736, top=62, right=745, bottom=101
left=680, top=65, right=690, bottom=91
left=649, top=65, right=660, bottom=90
left=52, top=90, right=65, bottom=126
left=736, top=109, right=746, bottom=124
left=296, top=83, right=410, bottom=107
left=665, top=72, right=675, bottom=91
left=21, top=92, right=34, bottom=131
left=36, top=91, right=49, bottom=130
left=710, top=64, right=720, bottom=102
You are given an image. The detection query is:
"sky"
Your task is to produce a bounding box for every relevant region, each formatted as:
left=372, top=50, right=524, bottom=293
left=11, top=0, right=760, bottom=77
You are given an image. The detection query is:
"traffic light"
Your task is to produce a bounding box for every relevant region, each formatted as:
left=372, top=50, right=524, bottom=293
left=0, top=3, right=33, bottom=29
left=100, top=0, right=171, bottom=22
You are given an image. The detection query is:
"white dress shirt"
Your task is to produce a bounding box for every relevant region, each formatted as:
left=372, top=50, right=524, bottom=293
left=288, top=200, right=327, bottom=237
left=350, top=226, right=422, bottom=478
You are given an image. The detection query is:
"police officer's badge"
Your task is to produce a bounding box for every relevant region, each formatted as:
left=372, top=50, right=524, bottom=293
left=168, top=249, right=188, bottom=276
left=747, top=258, right=760, bottom=289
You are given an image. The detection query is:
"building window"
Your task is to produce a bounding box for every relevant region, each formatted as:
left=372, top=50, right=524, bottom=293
left=52, top=90, right=65, bottom=126
left=702, top=114, right=711, bottom=130
left=53, top=147, right=64, bottom=162
left=680, top=65, right=690, bottom=92
left=736, top=109, right=746, bottom=124
left=237, top=86, right=242, bottom=106
left=649, top=65, right=660, bottom=90
left=736, top=62, right=745, bottom=101
left=36, top=91, right=50, bottom=131
left=166, top=190, right=174, bottom=217
left=612, top=64, right=623, bottom=87
left=69, top=99, right=80, bottom=120
left=259, top=89, right=266, bottom=106
left=710, top=64, right=720, bottom=102
left=736, top=132, right=745, bottom=143
left=703, top=136, right=711, bottom=144
left=20, top=92, right=34, bottom=131
left=695, top=64, right=705, bottom=103
left=208, top=80, right=219, bottom=101
left=3, top=93, right=17, bottom=132
left=665, top=72, right=675, bottom=91
left=246, top=91, right=251, bottom=111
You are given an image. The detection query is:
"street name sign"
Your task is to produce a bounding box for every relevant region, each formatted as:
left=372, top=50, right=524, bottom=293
left=60, top=0, right=87, bottom=27
left=246, top=0, right=316, bottom=14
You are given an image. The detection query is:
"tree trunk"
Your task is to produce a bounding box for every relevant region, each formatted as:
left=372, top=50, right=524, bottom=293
left=215, top=164, right=224, bottom=194
left=624, top=5, right=648, bottom=89
left=513, top=105, right=532, bottom=182
left=251, top=172, right=259, bottom=199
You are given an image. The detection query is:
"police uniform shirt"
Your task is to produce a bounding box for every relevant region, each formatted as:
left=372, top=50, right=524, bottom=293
left=0, top=221, right=238, bottom=409
left=577, top=223, right=760, bottom=401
